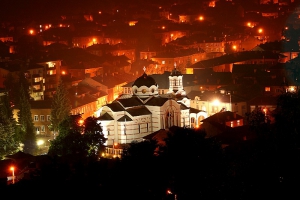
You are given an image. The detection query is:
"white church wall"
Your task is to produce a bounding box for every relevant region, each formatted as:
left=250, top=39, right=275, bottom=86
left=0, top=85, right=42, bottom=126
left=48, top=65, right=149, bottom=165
left=145, top=106, right=162, bottom=132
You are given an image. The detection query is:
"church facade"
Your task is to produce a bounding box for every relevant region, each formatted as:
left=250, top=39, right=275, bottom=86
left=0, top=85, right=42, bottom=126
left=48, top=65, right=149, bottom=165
left=96, top=67, right=207, bottom=153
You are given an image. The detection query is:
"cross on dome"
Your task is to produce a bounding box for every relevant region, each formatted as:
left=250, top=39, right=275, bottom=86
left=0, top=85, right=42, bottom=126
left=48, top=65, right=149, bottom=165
left=143, top=66, right=146, bottom=72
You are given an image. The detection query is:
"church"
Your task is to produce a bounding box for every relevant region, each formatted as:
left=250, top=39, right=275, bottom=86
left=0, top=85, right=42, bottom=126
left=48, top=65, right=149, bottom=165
left=96, top=67, right=207, bottom=157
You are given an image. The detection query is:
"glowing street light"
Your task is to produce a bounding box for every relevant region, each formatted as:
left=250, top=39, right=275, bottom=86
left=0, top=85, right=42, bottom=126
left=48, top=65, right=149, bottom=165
left=78, top=119, right=84, bottom=126
left=212, top=99, right=220, bottom=106
left=232, top=45, right=237, bottom=51
left=10, top=166, right=15, bottom=184
left=37, top=139, right=44, bottom=146
left=29, top=29, right=34, bottom=35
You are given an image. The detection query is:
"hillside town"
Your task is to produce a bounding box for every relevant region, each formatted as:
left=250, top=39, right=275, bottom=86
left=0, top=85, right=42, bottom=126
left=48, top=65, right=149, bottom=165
left=1, top=0, right=300, bottom=197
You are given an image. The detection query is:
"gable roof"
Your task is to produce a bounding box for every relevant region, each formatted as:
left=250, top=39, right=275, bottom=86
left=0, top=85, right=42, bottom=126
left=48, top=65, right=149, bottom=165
left=105, top=102, right=125, bottom=112
left=201, top=111, right=243, bottom=123
left=117, top=115, right=133, bottom=122
left=98, top=112, right=114, bottom=121
left=144, top=96, right=169, bottom=106
left=117, top=96, right=143, bottom=107
left=126, top=106, right=152, bottom=116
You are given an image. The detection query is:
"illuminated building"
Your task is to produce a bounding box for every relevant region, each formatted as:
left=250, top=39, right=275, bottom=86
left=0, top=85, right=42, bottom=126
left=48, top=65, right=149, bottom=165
left=97, top=66, right=206, bottom=157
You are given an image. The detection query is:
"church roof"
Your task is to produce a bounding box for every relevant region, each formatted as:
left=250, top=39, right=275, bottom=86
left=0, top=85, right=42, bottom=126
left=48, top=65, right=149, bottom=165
left=98, top=112, right=114, bottom=121
left=126, top=106, right=152, bottom=116
left=189, top=107, right=204, bottom=113
left=144, top=96, right=169, bottom=106
left=170, top=67, right=182, bottom=76
left=117, top=97, right=143, bottom=107
left=106, top=102, right=125, bottom=112
left=117, top=115, right=133, bottom=122
left=149, top=72, right=170, bottom=89
left=180, top=103, right=189, bottom=110
left=133, top=72, right=157, bottom=87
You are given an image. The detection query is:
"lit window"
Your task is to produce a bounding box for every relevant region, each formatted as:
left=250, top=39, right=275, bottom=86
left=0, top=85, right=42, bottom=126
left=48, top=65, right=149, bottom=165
left=48, top=62, right=55, bottom=68
left=33, top=85, right=41, bottom=90
left=40, top=115, right=45, bottom=121
left=34, top=115, right=39, bottom=121
left=265, top=87, right=270, bottom=92
left=41, top=125, right=45, bottom=132
left=162, top=61, right=165, bottom=64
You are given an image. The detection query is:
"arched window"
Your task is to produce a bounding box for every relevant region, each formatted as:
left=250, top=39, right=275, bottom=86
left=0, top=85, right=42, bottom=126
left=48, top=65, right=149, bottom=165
left=191, top=117, right=195, bottom=123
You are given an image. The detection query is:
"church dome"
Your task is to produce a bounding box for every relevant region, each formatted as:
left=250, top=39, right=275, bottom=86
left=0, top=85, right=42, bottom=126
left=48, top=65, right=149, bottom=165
left=133, top=72, right=157, bottom=87
left=132, top=71, right=159, bottom=97
left=170, top=67, right=182, bottom=76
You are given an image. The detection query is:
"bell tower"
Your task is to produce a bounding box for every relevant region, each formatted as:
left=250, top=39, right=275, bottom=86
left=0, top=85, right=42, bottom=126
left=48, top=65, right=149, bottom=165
left=168, top=63, right=186, bottom=96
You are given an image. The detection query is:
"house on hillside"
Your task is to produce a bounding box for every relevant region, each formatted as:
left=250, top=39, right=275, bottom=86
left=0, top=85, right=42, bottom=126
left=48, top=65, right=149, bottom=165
left=200, top=110, right=244, bottom=138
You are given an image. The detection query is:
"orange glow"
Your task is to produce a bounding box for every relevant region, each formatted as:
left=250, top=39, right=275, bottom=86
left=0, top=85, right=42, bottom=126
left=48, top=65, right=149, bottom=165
left=232, top=45, right=237, bottom=50
left=10, top=166, right=14, bottom=171
left=199, top=16, right=204, bottom=21
left=258, top=28, right=263, bottom=34
left=61, top=71, right=66, bottom=75
left=162, top=26, right=165, bottom=29
left=29, top=29, right=34, bottom=35
left=263, top=108, right=267, bottom=114
left=209, top=1, right=215, bottom=7
left=78, top=119, right=84, bottom=126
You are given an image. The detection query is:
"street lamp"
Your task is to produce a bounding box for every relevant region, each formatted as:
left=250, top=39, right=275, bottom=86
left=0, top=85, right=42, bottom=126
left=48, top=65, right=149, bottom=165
left=10, top=166, right=15, bottom=184
left=232, top=45, right=237, bottom=52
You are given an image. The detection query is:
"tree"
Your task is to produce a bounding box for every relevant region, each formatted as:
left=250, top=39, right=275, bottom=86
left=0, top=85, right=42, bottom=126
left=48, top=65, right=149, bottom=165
left=0, top=92, right=20, bottom=159
left=48, top=114, right=106, bottom=160
left=245, top=107, right=271, bottom=138
left=159, top=126, right=226, bottom=199
left=17, top=83, right=36, bottom=154
left=272, top=91, right=300, bottom=147
left=3, top=70, right=36, bottom=155
left=50, top=78, right=71, bottom=137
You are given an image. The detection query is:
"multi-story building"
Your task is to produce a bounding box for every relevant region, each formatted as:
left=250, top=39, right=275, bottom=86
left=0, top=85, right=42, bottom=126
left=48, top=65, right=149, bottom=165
left=35, top=60, right=63, bottom=99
